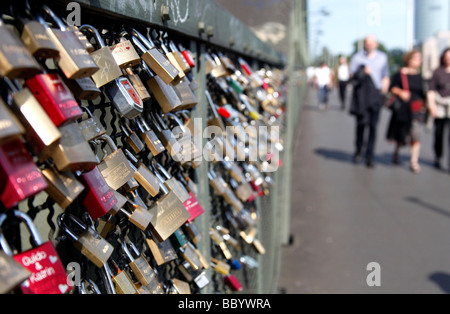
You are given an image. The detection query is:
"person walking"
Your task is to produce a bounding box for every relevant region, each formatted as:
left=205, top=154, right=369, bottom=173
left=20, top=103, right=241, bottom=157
left=350, top=35, right=390, bottom=168
left=337, top=56, right=350, bottom=110
left=314, top=61, right=333, bottom=111
left=427, top=48, right=450, bottom=172
left=386, top=50, right=426, bottom=174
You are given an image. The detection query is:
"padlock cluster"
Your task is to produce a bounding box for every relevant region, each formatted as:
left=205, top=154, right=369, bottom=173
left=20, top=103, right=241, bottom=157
left=0, top=2, right=286, bottom=294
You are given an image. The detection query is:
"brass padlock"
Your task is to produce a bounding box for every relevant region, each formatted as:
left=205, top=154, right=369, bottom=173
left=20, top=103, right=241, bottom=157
left=159, top=41, right=185, bottom=81
left=120, top=121, right=145, bottom=154
left=145, top=236, right=177, bottom=266
left=124, top=67, right=151, bottom=102
left=135, top=116, right=165, bottom=156
left=147, top=168, right=192, bottom=242
left=95, top=134, right=136, bottom=191
left=206, top=90, right=226, bottom=132
left=58, top=213, right=114, bottom=268
left=78, top=106, right=107, bottom=142
left=0, top=15, right=43, bottom=79
left=151, top=112, right=184, bottom=162
left=67, top=25, right=95, bottom=53
left=49, top=122, right=99, bottom=172
left=205, top=53, right=228, bottom=78
left=131, top=29, right=179, bottom=85
left=39, top=6, right=99, bottom=79
left=153, top=161, right=190, bottom=203
left=108, top=262, right=138, bottom=295
left=124, top=149, right=160, bottom=198
left=79, top=25, right=123, bottom=88
left=0, top=97, right=25, bottom=145
left=110, top=33, right=141, bottom=69
left=208, top=169, right=228, bottom=196
left=168, top=41, right=191, bottom=74
left=19, top=18, right=60, bottom=59
left=120, top=204, right=153, bottom=231
left=6, top=78, right=61, bottom=160
left=41, top=166, right=85, bottom=209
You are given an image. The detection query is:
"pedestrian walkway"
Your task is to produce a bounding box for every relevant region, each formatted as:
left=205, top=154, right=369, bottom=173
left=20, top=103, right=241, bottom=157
left=279, top=87, right=450, bottom=294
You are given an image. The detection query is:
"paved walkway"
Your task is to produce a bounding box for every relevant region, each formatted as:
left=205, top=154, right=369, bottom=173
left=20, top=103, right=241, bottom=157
left=279, top=87, right=450, bottom=294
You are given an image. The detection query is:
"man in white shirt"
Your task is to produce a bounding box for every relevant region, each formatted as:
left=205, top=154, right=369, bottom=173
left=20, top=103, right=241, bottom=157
left=337, top=56, right=350, bottom=110
left=314, top=62, right=333, bottom=111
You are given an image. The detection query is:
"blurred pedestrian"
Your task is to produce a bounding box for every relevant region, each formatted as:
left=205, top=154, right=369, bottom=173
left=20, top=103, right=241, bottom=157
left=386, top=50, right=425, bottom=174
left=350, top=35, right=390, bottom=168
left=314, top=61, right=333, bottom=111
left=337, top=56, right=350, bottom=110
left=427, top=48, right=450, bottom=171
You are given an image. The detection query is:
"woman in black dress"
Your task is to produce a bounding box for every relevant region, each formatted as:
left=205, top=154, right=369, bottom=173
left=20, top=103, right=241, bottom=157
left=387, top=50, right=426, bottom=174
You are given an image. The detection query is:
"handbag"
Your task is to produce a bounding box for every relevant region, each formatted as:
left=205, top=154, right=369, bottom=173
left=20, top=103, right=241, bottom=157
left=401, top=71, right=427, bottom=123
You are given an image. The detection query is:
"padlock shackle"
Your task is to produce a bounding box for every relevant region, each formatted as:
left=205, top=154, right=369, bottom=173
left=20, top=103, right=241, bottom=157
left=121, top=241, right=139, bottom=262
left=205, top=90, right=220, bottom=118
left=158, top=41, right=170, bottom=55
left=13, top=211, right=44, bottom=247
left=166, top=113, right=186, bottom=134
left=42, top=5, right=68, bottom=31
left=150, top=163, right=170, bottom=195
left=79, top=25, right=107, bottom=48
left=101, top=263, right=117, bottom=294
left=131, top=29, right=154, bottom=49
left=153, top=112, right=169, bottom=130
left=131, top=34, right=150, bottom=56
left=80, top=279, right=102, bottom=295
left=98, top=134, right=119, bottom=153
left=152, top=161, right=172, bottom=180
left=123, top=148, right=139, bottom=169
left=168, top=41, right=179, bottom=53
left=0, top=214, right=13, bottom=256
left=3, top=77, right=21, bottom=94
left=57, top=213, right=87, bottom=242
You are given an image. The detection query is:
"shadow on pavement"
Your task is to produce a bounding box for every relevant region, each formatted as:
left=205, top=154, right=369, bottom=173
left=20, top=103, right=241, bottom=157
left=429, top=273, right=450, bottom=294
left=406, top=197, right=450, bottom=220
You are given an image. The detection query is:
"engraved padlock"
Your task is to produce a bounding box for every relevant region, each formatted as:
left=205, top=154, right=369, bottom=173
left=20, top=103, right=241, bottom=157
left=58, top=213, right=114, bottom=268
left=0, top=138, right=48, bottom=209
left=105, top=261, right=137, bottom=295
left=120, top=204, right=153, bottom=232
left=153, top=160, right=190, bottom=203
left=78, top=106, right=107, bottom=142
left=124, top=150, right=160, bottom=197
left=120, top=120, right=145, bottom=154
left=135, top=116, right=165, bottom=156
left=110, top=32, right=141, bottom=69
left=131, top=29, right=180, bottom=85
left=39, top=6, right=99, bottom=79
left=96, top=134, right=136, bottom=191
left=79, top=25, right=123, bottom=88
left=0, top=16, right=42, bottom=79
left=1, top=211, right=72, bottom=294
left=159, top=40, right=185, bottom=81
left=168, top=41, right=191, bottom=74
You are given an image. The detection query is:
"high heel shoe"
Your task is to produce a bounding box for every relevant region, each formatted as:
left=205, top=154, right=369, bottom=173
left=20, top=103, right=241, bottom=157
left=410, top=163, right=421, bottom=174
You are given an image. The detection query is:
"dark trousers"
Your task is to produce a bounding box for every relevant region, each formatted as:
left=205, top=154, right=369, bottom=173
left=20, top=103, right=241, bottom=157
left=339, top=81, right=348, bottom=108
left=356, top=108, right=381, bottom=160
left=434, top=118, right=450, bottom=164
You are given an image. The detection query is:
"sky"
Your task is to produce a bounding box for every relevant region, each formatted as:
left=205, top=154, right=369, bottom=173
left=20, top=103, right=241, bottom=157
left=308, top=0, right=409, bottom=57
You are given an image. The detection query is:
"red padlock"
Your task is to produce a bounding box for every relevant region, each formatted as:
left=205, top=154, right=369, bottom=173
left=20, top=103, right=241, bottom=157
left=0, top=211, right=72, bottom=294
left=223, top=274, right=243, bottom=292
left=79, top=166, right=117, bottom=221
left=217, top=107, right=231, bottom=119
left=0, top=139, right=48, bottom=209
left=239, top=58, right=252, bottom=76
left=184, top=192, right=204, bottom=223
left=26, top=73, right=84, bottom=127
left=179, top=44, right=196, bottom=68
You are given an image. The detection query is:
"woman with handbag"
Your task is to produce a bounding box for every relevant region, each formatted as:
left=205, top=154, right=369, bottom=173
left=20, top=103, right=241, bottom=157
left=427, top=48, right=450, bottom=171
left=386, top=50, right=426, bottom=174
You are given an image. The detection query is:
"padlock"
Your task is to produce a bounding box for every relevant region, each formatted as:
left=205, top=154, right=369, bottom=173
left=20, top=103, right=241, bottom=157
left=205, top=53, right=228, bottom=78
left=221, top=160, right=246, bottom=183
left=229, top=178, right=256, bottom=203
left=224, top=274, right=243, bottom=292
left=151, top=112, right=184, bottom=162
left=1, top=211, right=72, bottom=294
left=67, top=25, right=95, bottom=53
left=25, top=72, right=84, bottom=127
left=210, top=227, right=232, bottom=260
left=153, top=161, right=190, bottom=203
left=79, top=25, right=123, bottom=88
left=124, top=150, right=160, bottom=197
left=124, top=67, right=151, bottom=102
left=179, top=242, right=203, bottom=271
left=208, top=169, right=228, bottom=196
left=147, top=166, right=191, bottom=242
left=79, top=278, right=102, bottom=295
left=177, top=261, right=209, bottom=290
left=183, top=221, right=202, bottom=245
left=50, top=122, right=99, bottom=172
left=135, top=116, right=165, bottom=156
left=178, top=43, right=196, bottom=69
left=140, top=58, right=183, bottom=113
left=172, top=175, right=204, bottom=223
left=171, top=78, right=198, bottom=111
left=131, top=29, right=180, bottom=85
left=168, top=41, right=191, bottom=74
left=41, top=166, right=85, bottom=210
left=96, top=134, right=136, bottom=191
left=145, top=236, right=178, bottom=266
left=110, top=33, right=141, bottom=69
left=0, top=98, right=25, bottom=144
left=177, top=172, right=198, bottom=197
left=211, top=258, right=231, bottom=276
left=217, top=52, right=237, bottom=75
left=78, top=106, right=107, bottom=142
left=62, top=76, right=101, bottom=101
left=0, top=16, right=42, bottom=79
left=238, top=57, right=253, bottom=76
left=216, top=226, right=241, bottom=251
left=169, top=278, right=191, bottom=294
left=0, top=225, right=31, bottom=294
left=58, top=213, right=114, bottom=268
left=206, top=90, right=226, bottom=132
left=159, top=41, right=185, bottom=81
left=6, top=78, right=62, bottom=160
left=120, top=204, right=153, bottom=232
left=0, top=138, right=48, bottom=209
left=121, top=240, right=164, bottom=293
left=167, top=113, right=202, bottom=168
left=120, top=121, right=145, bottom=154
left=222, top=185, right=245, bottom=213
left=19, top=16, right=60, bottom=59
left=107, top=261, right=138, bottom=295
left=39, top=6, right=99, bottom=79
left=79, top=166, right=118, bottom=220
left=105, top=77, right=144, bottom=120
